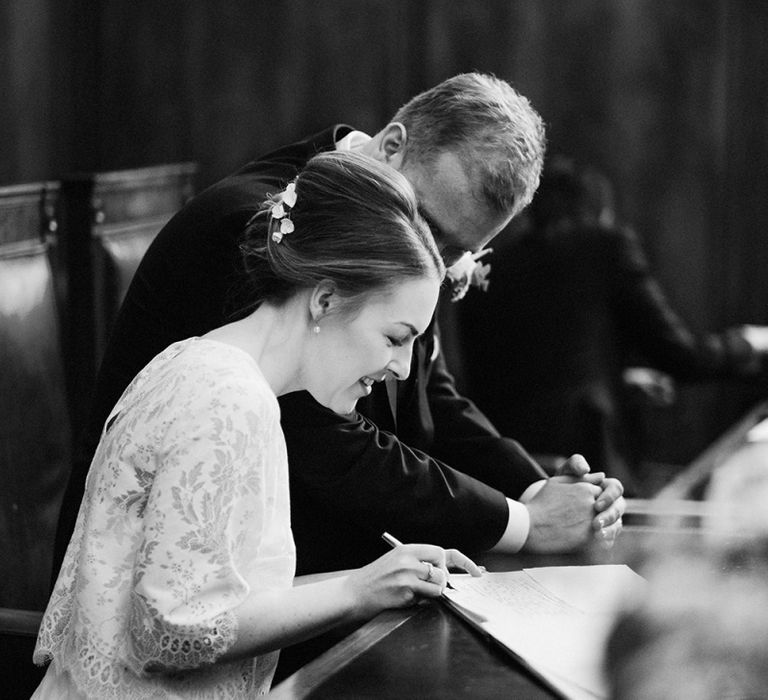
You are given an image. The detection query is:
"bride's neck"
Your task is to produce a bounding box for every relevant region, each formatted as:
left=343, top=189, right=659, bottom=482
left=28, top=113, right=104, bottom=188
left=204, top=299, right=307, bottom=396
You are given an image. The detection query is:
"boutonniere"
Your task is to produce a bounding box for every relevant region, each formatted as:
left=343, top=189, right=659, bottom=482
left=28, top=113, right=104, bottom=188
left=445, top=249, right=492, bottom=302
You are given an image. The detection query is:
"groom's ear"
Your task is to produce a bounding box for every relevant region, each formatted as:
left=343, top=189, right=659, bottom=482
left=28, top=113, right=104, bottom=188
left=377, top=122, right=408, bottom=169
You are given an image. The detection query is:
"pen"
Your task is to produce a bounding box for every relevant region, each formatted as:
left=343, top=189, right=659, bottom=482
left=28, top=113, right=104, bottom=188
left=381, top=531, right=455, bottom=590
left=381, top=531, right=402, bottom=549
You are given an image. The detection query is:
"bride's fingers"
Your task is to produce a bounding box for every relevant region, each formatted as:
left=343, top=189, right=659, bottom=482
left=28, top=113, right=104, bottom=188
left=444, top=549, right=483, bottom=577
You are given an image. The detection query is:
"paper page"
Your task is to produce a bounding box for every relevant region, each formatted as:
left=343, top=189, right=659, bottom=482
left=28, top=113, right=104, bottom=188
left=445, top=565, right=645, bottom=699
left=447, top=570, right=573, bottom=618
left=524, top=565, right=647, bottom=613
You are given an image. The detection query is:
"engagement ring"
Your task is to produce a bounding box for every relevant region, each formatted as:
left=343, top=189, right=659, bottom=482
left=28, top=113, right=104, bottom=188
left=424, top=562, right=435, bottom=583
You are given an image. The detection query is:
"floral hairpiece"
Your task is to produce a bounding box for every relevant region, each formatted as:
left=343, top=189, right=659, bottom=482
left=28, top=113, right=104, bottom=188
left=270, top=181, right=297, bottom=243
left=445, top=249, right=493, bottom=302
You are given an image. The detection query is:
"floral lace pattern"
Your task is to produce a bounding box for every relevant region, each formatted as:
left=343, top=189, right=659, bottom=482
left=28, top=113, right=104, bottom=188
left=34, top=339, right=295, bottom=698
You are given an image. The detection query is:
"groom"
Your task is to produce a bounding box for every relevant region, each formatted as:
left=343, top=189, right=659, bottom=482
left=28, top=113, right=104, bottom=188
left=55, top=73, right=624, bottom=579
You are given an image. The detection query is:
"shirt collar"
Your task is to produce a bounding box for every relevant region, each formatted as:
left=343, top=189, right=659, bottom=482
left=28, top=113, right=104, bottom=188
left=335, top=130, right=371, bottom=151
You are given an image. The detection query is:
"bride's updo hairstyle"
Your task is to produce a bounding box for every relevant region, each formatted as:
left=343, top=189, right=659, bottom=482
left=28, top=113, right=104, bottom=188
left=239, top=151, right=444, bottom=316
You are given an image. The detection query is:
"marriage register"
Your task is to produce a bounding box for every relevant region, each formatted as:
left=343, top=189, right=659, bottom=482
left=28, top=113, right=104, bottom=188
left=444, top=565, right=646, bottom=699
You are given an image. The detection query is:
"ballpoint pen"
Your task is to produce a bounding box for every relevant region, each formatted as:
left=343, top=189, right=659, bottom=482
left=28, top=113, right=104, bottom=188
left=381, top=531, right=404, bottom=550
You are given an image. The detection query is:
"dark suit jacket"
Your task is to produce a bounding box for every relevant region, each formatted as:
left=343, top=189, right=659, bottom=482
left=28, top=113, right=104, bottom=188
left=55, top=125, right=545, bottom=579
left=459, top=222, right=760, bottom=486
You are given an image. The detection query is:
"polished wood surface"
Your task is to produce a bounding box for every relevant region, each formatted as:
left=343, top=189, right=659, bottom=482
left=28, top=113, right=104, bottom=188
left=268, top=547, right=625, bottom=699
left=270, top=603, right=556, bottom=700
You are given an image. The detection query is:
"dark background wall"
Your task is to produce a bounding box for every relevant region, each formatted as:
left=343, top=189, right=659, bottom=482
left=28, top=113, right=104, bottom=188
left=2, top=0, right=767, bottom=465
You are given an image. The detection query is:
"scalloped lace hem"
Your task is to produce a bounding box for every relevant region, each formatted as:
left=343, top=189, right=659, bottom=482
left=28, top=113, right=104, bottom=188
left=34, top=627, right=276, bottom=699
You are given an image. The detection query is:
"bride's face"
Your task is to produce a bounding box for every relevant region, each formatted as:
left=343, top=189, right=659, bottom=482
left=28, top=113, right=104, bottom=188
left=303, top=276, right=439, bottom=415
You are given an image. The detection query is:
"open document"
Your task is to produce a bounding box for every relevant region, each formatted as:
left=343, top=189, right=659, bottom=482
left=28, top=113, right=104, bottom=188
left=444, top=565, right=646, bottom=699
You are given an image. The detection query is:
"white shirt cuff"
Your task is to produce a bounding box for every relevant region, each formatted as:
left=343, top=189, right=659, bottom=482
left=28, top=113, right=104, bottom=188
left=490, top=480, right=548, bottom=553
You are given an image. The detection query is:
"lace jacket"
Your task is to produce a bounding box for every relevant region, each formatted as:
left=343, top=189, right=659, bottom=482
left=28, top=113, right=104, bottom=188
left=34, top=338, right=295, bottom=698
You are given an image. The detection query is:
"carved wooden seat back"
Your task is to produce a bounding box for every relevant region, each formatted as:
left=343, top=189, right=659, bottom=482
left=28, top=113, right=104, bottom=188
left=0, top=182, right=68, bottom=611
left=58, top=162, right=197, bottom=436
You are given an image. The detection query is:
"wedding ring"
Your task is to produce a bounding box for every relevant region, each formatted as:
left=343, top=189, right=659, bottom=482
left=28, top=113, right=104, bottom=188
left=424, top=561, right=435, bottom=583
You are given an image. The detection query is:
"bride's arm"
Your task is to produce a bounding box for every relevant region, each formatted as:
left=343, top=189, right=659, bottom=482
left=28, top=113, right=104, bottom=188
left=219, top=544, right=480, bottom=661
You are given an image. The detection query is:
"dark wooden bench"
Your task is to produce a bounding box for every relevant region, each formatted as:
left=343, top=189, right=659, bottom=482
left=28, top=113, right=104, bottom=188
left=56, top=162, right=198, bottom=435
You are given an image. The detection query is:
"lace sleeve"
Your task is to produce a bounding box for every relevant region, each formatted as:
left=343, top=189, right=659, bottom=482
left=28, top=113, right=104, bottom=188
left=124, top=359, right=277, bottom=675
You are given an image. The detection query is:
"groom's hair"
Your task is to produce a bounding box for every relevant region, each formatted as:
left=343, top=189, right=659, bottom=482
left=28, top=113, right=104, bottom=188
left=393, top=72, right=546, bottom=219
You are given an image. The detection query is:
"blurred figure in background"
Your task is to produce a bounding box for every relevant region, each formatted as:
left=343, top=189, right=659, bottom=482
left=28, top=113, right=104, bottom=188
left=605, top=439, right=768, bottom=699
left=458, top=155, right=768, bottom=495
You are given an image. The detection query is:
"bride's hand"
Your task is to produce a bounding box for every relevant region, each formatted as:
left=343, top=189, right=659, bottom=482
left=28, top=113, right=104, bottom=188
left=343, top=544, right=481, bottom=618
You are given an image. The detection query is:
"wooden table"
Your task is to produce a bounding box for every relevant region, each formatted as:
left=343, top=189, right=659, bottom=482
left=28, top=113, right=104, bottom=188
left=268, top=539, right=664, bottom=699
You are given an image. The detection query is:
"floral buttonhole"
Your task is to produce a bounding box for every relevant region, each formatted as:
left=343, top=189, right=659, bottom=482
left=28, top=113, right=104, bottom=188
left=445, top=249, right=493, bottom=302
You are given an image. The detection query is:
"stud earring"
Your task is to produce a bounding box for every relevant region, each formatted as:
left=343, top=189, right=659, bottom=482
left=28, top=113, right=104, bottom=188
left=312, top=324, right=320, bottom=335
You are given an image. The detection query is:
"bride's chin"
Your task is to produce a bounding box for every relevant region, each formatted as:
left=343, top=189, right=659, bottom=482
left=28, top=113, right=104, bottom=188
left=330, top=407, right=357, bottom=418
left=325, top=398, right=358, bottom=417
left=312, top=386, right=361, bottom=416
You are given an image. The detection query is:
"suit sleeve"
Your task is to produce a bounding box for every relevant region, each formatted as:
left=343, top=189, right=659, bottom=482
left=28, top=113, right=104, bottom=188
left=279, top=391, right=511, bottom=565
left=423, top=322, right=548, bottom=497
left=609, top=225, right=759, bottom=381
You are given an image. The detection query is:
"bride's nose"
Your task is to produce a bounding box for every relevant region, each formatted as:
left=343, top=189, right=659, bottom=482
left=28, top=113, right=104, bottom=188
left=386, top=345, right=413, bottom=381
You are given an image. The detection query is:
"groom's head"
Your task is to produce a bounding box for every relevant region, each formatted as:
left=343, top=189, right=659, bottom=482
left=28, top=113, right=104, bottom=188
left=361, top=73, right=546, bottom=265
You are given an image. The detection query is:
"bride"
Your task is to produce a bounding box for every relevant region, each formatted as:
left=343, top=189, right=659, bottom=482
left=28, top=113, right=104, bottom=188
left=33, top=151, right=481, bottom=698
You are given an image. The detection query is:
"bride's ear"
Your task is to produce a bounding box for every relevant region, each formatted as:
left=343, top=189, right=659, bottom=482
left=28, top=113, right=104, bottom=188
left=308, top=280, right=338, bottom=324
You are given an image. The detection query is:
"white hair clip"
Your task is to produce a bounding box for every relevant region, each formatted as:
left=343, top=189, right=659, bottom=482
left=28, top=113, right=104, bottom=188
left=270, top=182, right=297, bottom=243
